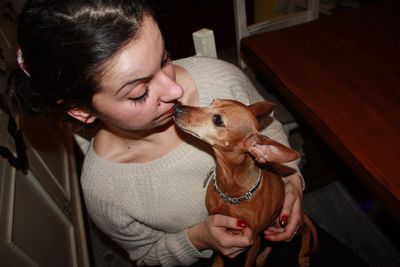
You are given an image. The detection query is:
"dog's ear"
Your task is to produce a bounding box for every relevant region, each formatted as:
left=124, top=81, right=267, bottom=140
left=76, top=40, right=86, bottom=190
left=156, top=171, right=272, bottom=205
left=248, top=101, right=275, bottom=130
left=243, top=132, right=300, bottom=163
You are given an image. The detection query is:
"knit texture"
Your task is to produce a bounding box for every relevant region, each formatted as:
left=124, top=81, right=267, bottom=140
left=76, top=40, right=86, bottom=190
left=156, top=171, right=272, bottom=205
left=81, top=56, right=300, bottom=267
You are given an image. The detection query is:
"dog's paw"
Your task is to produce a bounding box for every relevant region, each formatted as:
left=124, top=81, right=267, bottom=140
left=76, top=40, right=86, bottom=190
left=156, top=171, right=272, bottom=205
left=211, top=255, right=225, bottom=267
left=256, top=247, right=272, bottom=267
left=298, top=256, right=310, bottom=267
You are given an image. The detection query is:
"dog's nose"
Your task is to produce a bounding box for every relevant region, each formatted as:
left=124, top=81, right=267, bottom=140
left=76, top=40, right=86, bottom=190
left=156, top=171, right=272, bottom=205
left=173, top=103, right=184, bottom=116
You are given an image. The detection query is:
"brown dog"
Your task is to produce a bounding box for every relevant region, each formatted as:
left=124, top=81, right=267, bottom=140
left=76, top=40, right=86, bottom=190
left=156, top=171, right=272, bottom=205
left=173, top=99, right=318, bottom=267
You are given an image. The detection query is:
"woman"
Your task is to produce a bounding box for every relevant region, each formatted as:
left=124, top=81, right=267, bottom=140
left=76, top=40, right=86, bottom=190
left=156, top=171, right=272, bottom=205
left=8, top=0, right=304, bottom=266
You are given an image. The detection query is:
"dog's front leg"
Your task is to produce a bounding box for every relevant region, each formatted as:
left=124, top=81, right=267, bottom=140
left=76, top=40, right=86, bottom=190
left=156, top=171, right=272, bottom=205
left=211, top=254, right=224, bottom=267
left=256, top=246, right=273, bottom=267
left=298, top=215, right=319, bottom=267
left=244, top=235, right=260, bottom=267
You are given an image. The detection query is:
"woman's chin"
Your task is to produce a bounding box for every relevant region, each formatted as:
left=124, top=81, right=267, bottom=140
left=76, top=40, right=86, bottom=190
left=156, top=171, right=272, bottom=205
left=152, top=118, right=175, bottom=133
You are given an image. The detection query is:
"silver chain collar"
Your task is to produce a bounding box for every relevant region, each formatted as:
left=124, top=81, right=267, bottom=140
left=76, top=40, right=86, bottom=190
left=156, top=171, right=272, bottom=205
left=204, top=167, right=262, bottom=205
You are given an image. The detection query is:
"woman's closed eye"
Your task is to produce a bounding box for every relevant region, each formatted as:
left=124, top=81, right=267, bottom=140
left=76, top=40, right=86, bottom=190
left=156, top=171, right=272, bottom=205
left=128, top=86, right=149, bottom=106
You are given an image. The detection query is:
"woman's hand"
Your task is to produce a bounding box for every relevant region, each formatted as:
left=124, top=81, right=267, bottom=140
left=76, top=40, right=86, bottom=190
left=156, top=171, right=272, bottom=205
left=264, top=173, right=304, bottom=242
left=188, top=214, right=253, bottom=258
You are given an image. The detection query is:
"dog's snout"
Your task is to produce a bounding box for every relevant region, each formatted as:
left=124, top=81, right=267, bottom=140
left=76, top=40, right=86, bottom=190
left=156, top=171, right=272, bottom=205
left=173, top=103, right=184, bottom=116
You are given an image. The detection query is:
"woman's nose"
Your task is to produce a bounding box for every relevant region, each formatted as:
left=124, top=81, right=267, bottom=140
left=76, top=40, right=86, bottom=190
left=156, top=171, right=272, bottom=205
left=152, top=69, right=183, bottom=103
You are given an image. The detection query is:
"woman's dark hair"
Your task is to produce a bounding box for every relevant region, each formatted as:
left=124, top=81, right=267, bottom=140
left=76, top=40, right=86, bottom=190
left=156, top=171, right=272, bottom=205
left=7, top=0, right=155, bottom=129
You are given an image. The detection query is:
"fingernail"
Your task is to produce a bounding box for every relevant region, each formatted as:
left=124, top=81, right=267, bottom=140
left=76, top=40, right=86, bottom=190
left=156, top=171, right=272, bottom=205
left=280, top=215, right=288, bottom=227
left=237, top=219, right=247, bottom=228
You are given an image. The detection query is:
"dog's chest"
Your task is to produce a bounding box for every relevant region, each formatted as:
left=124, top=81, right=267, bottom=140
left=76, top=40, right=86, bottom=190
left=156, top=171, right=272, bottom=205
left=205, top=173, right=285, bottom=229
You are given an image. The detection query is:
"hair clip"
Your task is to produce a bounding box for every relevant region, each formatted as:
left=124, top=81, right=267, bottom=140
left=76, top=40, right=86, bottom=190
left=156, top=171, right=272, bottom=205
left=17, top=47, right=31, bottom=77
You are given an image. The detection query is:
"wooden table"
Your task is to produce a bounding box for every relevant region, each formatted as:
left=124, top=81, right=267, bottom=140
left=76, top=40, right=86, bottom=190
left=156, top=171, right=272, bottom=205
left=241, top=0, right=400, bottom=221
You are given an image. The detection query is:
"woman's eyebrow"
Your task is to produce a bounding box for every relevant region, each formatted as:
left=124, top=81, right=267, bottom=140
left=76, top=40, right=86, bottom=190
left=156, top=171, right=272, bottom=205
left=114, top=76, right=152, bottom=96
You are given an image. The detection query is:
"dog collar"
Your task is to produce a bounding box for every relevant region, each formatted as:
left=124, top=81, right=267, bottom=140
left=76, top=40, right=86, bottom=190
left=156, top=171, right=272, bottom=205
left=207, top=168, right=262, bottom=205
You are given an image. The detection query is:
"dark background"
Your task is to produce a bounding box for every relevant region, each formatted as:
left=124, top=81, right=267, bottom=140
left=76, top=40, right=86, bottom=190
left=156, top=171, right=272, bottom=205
left=154, top=0, right=379, bottom=60
left=155, top=0, right=237, bottom=59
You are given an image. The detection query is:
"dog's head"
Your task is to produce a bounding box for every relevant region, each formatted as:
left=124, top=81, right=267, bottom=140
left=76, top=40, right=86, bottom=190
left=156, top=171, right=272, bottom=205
left=173, top=99, right=299, bottom=164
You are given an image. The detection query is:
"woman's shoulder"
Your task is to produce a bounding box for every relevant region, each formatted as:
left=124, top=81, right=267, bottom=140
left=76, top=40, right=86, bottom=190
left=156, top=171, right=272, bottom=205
left=173, top=55, right=229, bottom=65
left=174, top=56, right=261, bottom=105
left=173, top=56, right=244, bottom=77
left=80, top=139, right=132, bottom=193
left=81, top=142, right=139, bottom=211
left=81, top=140, right=114, bottom=188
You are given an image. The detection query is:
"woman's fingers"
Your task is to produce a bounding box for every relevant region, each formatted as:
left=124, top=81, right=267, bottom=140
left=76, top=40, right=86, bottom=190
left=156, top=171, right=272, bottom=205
left=207, top=215, right=253, bottom=256
left=264, top=199, right=302, bottom=241
left=210, top=214, right=248, bottom=230
left=264, top=177, right=304, bottom=242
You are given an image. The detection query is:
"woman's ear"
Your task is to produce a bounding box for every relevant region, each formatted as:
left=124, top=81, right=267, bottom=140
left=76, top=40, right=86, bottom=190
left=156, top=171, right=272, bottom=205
left=67, top=108, right=96, bottom=124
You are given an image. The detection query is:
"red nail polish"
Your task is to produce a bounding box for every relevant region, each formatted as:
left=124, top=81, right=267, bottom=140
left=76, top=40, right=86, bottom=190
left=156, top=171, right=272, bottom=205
left=237, top=219, right=247, bottom=228
left=280, top=215, right=288, bottom=227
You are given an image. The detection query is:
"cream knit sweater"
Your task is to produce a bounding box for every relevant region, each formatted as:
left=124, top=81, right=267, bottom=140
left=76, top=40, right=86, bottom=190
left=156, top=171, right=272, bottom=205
left=81, top=56, right=300, bottom=267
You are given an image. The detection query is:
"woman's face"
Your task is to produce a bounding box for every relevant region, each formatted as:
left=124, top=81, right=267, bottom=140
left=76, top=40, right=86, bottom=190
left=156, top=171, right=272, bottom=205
left=91, top=15, right=183, bottom=134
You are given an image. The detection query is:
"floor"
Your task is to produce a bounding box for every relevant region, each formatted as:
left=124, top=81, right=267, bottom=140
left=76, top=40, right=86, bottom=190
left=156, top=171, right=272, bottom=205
left=85, top=46, right=400, bottom=267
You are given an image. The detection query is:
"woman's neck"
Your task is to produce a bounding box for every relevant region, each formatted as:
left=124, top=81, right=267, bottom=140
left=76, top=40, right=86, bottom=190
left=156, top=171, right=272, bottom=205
left=94, top=122, right=182, bottom=163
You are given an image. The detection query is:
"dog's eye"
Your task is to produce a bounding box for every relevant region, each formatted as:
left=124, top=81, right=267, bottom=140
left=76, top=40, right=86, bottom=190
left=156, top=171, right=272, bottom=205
left=212, top=114, right=225, bottom=127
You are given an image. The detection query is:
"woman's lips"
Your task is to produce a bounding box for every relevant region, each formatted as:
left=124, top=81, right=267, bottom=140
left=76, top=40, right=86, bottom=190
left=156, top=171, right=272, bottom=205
left=156, top=105, right=174, bottom=121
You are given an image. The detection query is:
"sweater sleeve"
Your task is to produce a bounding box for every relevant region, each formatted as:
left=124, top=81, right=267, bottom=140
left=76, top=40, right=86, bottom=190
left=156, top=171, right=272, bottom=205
left=84, top=188, right=212, bottom=267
